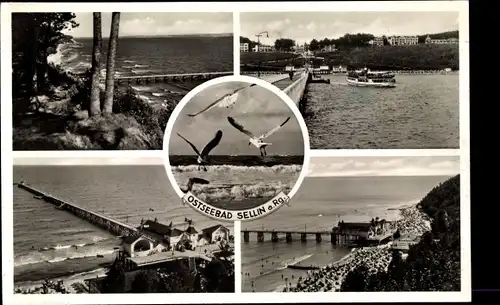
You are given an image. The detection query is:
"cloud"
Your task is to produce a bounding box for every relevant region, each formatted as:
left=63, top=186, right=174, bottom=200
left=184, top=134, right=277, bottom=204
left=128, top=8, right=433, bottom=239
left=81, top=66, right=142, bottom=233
left=308, top=156, right=460, bottom=177
left=241, top=11, right=459, bottom=44
left=64, top=12, right=232, bottom=38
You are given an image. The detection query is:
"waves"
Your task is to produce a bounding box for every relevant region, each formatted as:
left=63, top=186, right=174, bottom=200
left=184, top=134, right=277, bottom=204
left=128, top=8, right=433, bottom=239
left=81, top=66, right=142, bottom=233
left=14, top=238, right=115, bottom=267
left=193, top=180, right=295, bottom=202
left=284, top=254, right=314, bottom=267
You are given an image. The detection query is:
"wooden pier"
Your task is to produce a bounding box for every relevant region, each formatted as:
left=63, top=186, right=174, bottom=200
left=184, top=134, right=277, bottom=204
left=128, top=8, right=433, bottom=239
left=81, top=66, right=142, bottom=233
left=109, top=71, right=232, bottom=85
left=17, top=182, right=137, bottom=237
left=241, top=227, right=396, bottom=245
left=241, top=228, right=360, bottom=245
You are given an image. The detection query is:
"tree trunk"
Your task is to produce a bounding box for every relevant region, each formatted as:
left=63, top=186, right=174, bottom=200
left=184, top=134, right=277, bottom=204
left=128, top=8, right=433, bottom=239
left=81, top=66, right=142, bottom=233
left=89, top=12, right=103, bottom=117
left=30, top=18, right=41, bottom=96
left=36, top=49, right=48, bottom=93
left=103, top=12, right=121, bottom=113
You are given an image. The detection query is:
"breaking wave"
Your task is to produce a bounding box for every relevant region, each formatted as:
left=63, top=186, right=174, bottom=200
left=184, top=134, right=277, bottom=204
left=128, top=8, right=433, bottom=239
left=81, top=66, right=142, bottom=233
left=193, top=180, right=295, bottom=202
left=14, top=239, right=116, bottom=267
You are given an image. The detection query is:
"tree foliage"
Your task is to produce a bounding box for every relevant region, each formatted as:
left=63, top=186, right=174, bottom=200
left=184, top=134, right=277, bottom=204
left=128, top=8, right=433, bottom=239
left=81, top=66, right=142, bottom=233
left=340, top=175, right=461, bottom=292
left=12, top=13, right=78, bottom=98
left=101, top=255, right=234, bottom=293
left=274, top=38, right=296, bottom=52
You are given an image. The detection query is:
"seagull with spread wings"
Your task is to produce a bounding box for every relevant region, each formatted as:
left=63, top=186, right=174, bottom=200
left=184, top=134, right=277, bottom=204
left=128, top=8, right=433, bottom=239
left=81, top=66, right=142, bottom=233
left=177, top=130, right=223, bottom=171
left=187, top=84, right=257, bottom=117
left=227, top=116, right=291, bottom=157
left=180, top=177, right=210, bottom=193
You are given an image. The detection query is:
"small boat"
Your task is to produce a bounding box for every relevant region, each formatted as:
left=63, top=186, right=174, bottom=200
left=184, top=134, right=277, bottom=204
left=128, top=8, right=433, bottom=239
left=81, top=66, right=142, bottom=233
left=33, top=195, right=44, bottom=200
left=96, top=254, right=104, bottom=258
left=346, top=68, right=396, bottom=88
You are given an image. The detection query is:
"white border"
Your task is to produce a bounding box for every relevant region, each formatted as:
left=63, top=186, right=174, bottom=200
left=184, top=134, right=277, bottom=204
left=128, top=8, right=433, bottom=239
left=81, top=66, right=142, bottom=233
left=162, top=75, right=311, bottom=222
left=1, top=1, right=470, bottom=304
left=233, top=11, right=241, bottom=75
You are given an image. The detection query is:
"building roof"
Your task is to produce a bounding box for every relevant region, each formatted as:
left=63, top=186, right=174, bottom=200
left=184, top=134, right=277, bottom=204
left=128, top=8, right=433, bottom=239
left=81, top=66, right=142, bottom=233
left=122, top=234, right=156, bottom=245
left=169, top=228, right=184, bottom=237
left=202, top=224, right=228, bottom=235
left=185, top=226, right=198, bottom=234
left=339, top=222, right=372, bottom=231
left=142, top=220, right=171, bottom=235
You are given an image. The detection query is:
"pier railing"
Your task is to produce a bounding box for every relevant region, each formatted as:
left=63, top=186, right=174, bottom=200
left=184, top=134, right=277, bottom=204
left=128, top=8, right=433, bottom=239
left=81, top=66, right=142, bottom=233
left=283, top=71, right=309, bottom=105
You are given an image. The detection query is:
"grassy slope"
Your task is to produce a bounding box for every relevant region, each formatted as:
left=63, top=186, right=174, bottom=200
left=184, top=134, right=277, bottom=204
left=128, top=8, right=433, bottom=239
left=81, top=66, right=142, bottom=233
left=318, top=44, right=458, bottom=70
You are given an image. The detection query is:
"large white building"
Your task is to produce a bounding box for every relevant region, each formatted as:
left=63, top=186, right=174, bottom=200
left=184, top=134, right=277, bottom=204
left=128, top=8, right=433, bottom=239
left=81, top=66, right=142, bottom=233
left=425, top=36, right=459, bottom=45
left=387, top=35, right=419, bottom=46
left=253, top=44, right=275, bottom=52
left=240, top=42, right=249, bottom=52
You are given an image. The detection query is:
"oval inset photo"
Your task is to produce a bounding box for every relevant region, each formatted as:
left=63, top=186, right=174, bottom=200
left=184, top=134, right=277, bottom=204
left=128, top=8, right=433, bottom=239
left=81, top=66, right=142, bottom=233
left=164, top=75, right=310, bottom=222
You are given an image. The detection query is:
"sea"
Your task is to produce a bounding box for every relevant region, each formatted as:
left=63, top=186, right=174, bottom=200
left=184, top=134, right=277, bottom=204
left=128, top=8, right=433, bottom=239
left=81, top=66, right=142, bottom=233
left=48, top=35, right=233, bottom=106
left=13, top=165, right=234, bottom=288
left=241, top=175, right=453, bottom=292
left=305, top=73, right=459, bottom=149
left=170, top=155, right=304, bottom=210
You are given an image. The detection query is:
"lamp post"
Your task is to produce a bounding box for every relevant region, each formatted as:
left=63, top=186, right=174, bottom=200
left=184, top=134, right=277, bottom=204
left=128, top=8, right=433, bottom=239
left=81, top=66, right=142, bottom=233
left=255, top=31, right=269, bottom=78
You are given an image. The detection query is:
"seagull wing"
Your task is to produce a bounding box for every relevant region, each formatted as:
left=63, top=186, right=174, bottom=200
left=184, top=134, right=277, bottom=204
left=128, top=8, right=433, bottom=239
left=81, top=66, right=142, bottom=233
left=200, top=130, right=223, bottom=157
left=191, top=177, right=210, bottom=185
left=177, top=133, right=201, bottom=157
left=187, top=84, right=255, bottom=117
left=227, top=116, right=255, bottom=138
left=217, top=91, right=239, bottom=108
left=260, top=117, right=291, bottom=139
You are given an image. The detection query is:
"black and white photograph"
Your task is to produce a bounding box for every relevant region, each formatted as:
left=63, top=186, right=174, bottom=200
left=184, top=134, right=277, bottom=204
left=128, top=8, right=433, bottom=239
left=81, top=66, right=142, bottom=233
left=166, top=79, right=307, bottom=219
left=12, top=12, right=233, bottom=151
left=12, top=157, right=235, bottom=294
left=240, top=11, right=460, bottom=149
left=1, top=1, right=470, bottom=304
left=241, top=156, right=461, bottom=292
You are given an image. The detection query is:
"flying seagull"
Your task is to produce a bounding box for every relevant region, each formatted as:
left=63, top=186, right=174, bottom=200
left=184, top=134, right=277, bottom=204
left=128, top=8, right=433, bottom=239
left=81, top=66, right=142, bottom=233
left=227, top=116, right=291, bottom=157
left=177, top=130, right=223, bottom=171
left=180, top=177, right=210, bottom=194
left=187, top=84, right=257, bottom=117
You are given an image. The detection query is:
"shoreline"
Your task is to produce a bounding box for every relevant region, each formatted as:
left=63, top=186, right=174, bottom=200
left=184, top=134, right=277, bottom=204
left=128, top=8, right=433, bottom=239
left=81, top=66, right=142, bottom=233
left=280, top=204, right=431, bottom=292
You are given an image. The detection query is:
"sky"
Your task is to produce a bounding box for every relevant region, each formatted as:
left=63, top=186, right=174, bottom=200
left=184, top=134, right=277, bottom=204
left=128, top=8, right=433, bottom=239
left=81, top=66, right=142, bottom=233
left=63, top=12, right=233, bottom=38
left=308, top=156, right=460, bottom=177
left=169, top=82, right=304, bottom=156
left=240, top=11, right=459, bottom=45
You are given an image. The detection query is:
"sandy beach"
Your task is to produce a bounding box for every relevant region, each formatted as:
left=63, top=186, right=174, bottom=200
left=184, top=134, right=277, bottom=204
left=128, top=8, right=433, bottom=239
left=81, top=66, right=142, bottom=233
left=284, top=205, right=431, bottom=292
